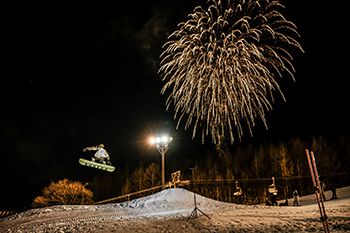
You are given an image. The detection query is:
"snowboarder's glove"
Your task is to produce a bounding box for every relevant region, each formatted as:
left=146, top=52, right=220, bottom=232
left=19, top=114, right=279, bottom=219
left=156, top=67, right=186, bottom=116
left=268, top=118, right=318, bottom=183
left=82, top=148, right=87, bottom=152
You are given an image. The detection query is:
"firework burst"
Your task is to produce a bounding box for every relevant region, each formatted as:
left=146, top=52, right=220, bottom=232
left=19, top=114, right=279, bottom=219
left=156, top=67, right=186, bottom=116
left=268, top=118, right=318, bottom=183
left=158, top=0, right=303, bottom=144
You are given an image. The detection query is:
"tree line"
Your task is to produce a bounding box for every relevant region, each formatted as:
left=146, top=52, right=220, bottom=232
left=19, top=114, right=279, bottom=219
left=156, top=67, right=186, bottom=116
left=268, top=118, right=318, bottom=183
left=119, top=136, right=350, bottom=204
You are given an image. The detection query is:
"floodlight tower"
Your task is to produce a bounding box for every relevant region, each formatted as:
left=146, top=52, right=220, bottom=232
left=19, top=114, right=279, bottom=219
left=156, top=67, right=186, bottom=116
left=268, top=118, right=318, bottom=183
left=149, top=135, right=173, bottom=189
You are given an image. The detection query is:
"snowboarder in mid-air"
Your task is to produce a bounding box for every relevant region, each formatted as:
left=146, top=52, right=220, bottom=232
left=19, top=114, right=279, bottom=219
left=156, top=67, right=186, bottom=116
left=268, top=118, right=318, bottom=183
left=83, top=144, right=111, bottom=165
left=79, top=144, right=115, bottom=172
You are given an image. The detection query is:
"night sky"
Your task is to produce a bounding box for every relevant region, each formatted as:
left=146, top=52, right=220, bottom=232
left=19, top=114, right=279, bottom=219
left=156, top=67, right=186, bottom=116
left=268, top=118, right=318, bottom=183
left=2, top=0, right=349, bottom=210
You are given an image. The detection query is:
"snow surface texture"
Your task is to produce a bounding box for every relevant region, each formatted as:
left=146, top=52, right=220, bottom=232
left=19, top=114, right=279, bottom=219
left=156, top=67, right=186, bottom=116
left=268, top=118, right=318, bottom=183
left=1, top=187, right=349, bottom=232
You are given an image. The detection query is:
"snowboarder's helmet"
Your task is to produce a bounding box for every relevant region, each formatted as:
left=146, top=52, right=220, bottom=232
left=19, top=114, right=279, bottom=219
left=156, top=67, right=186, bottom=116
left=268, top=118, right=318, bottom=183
left=99, top=144, right=104, bottom=148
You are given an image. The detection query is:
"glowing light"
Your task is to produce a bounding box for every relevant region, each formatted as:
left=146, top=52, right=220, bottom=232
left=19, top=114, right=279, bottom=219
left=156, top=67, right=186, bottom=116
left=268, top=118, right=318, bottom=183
left=158, top=0, right=303, bottom=145
left=149, top=137, right=156, bottom=145
left=148, top=135, right=173, bottom=146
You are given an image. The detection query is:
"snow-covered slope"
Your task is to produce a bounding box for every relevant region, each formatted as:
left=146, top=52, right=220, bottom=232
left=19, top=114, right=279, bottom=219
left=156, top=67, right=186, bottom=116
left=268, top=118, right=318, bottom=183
left=1, top=187, right=350, bottom=233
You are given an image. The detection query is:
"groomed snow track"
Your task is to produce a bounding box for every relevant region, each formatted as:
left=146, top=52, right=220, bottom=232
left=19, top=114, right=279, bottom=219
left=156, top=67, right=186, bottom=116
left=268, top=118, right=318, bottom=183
left=0, top=209, right=189, bottom=232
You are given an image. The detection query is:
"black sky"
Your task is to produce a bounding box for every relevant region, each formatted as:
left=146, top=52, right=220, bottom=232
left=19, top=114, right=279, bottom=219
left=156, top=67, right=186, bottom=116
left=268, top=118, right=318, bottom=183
left=1, top=0, right=349, bottom=209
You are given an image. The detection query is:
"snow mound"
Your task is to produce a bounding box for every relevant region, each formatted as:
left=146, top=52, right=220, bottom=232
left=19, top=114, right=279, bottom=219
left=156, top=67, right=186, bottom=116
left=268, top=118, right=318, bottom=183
left=4, top=188, right=225, bottom=221
left=117, top=188, right=223, bottom=210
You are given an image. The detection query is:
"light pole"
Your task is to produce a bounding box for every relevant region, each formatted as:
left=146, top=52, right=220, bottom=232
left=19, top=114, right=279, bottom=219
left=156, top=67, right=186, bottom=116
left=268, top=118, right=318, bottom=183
left=149, top=135, right=173, bottom=189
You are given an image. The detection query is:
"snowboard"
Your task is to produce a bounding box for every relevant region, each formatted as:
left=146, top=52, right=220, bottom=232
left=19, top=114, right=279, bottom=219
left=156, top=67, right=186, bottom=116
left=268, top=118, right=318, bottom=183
left=79, top=158, right=115, bottom=172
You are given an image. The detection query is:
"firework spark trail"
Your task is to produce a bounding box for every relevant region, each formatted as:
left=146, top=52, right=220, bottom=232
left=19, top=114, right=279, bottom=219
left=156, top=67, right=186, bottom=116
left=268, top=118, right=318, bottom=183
left=158, top=0, right=303, bottom=145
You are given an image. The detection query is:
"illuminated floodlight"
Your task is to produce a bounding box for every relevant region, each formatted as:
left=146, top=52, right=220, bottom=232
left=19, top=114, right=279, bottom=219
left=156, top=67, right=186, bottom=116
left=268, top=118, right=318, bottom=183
left=149, top=137, right=156, bottom=145
left=149, top=134, right=173, bottom=189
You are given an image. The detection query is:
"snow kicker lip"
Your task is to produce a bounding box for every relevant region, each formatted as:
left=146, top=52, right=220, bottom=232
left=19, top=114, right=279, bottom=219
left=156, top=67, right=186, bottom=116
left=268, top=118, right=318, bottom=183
left=79, top=158, right=115, bottom=172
